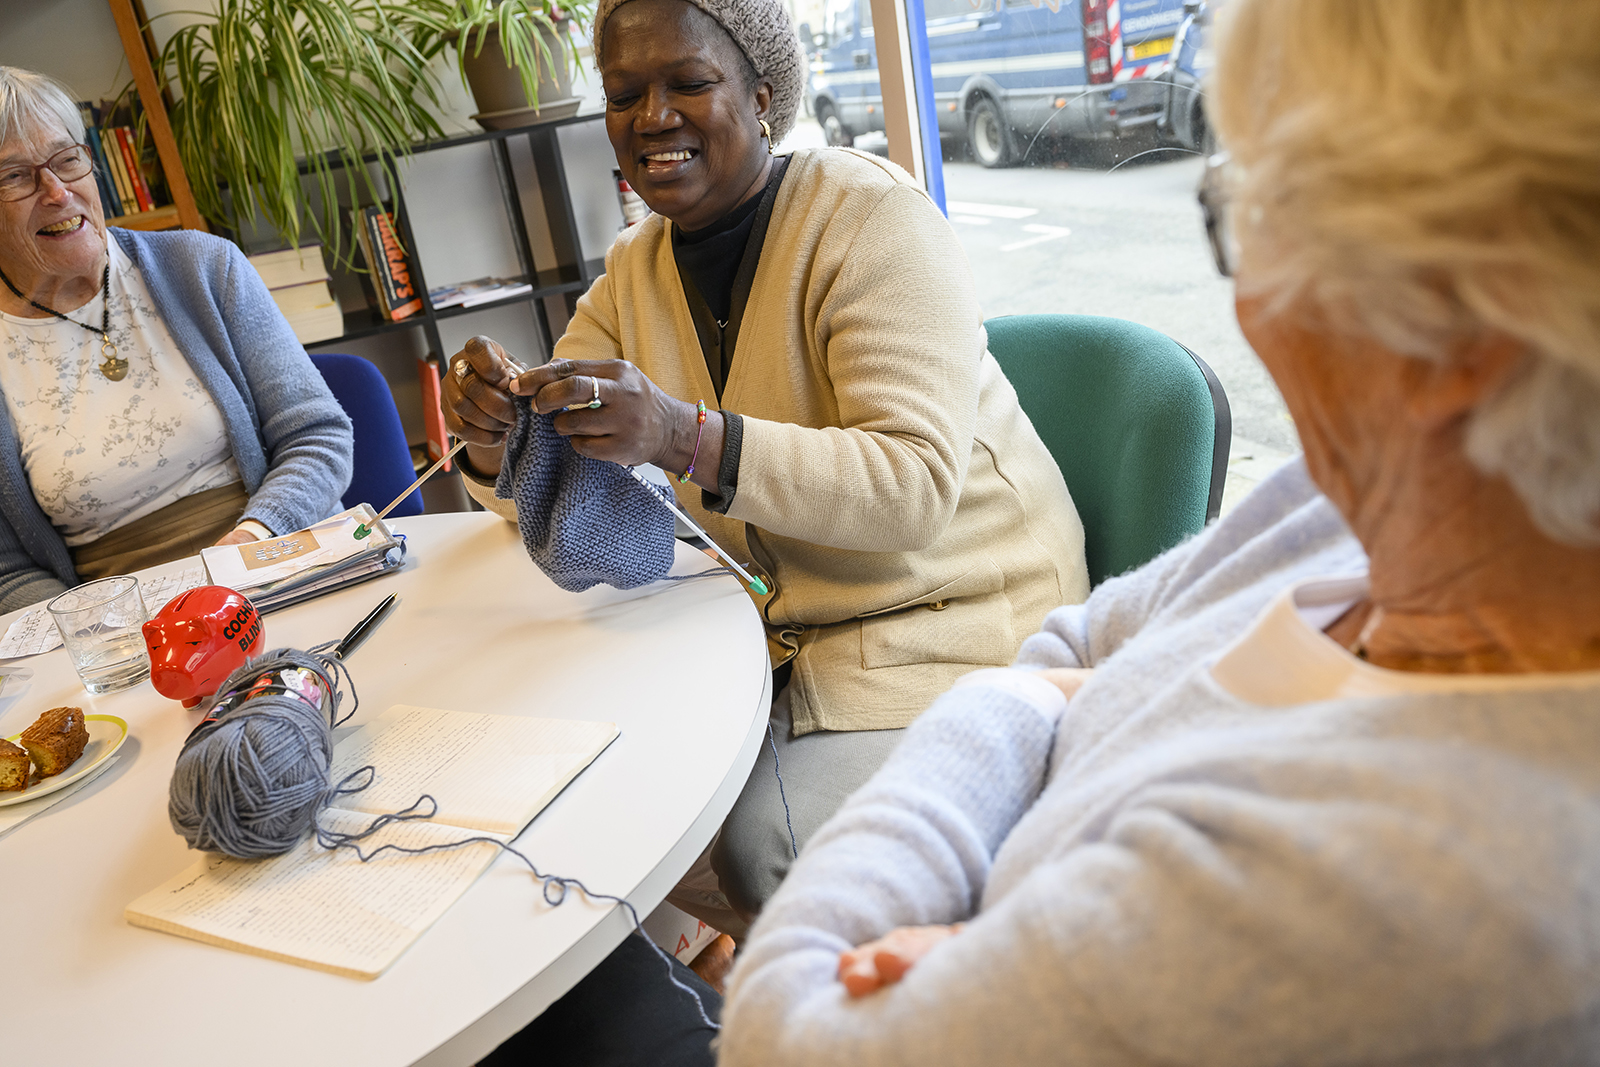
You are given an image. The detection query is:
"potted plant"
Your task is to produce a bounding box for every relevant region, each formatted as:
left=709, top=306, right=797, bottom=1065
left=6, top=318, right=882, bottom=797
left=406, top=0, right=596, bottom=126
left=150, top=0, right=450, bottom=262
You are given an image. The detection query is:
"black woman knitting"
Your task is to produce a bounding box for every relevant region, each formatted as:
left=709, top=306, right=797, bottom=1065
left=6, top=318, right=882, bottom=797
left=443, top=0, right=1088, bottom=992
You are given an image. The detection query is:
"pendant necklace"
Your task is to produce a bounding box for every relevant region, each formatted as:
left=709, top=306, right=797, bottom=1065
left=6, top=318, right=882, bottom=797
left=0, top=262, right=128, bottom=381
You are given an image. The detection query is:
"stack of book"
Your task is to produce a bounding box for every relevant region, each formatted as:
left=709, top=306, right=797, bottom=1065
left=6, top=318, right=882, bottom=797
left=246, top=245, right=344, bottom=345
left=353, top=206, right=423, bottom=322
left=77, top=101, right=166, bottom=221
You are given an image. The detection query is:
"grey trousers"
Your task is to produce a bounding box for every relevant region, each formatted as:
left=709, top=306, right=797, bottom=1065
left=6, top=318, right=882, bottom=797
left=668, top=680, right=907, bottom=939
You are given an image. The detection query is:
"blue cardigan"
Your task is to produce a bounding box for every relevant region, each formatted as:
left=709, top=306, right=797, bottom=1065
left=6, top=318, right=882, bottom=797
left=0, top=228, right=354, bottom=612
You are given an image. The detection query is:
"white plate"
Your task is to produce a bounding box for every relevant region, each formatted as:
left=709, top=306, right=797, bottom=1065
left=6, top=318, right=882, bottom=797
left=0, top=714, right=128, bottom=807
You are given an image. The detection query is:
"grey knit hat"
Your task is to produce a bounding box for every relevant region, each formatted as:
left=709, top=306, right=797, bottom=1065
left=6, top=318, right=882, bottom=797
left=592, top=0, right=806, bottom=143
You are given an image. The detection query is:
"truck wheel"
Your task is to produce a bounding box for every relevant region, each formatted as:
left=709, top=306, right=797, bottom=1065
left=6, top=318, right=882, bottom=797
left=967, top=96, right=1018, bottom=168
left=817, top=102, right=854, bottom=147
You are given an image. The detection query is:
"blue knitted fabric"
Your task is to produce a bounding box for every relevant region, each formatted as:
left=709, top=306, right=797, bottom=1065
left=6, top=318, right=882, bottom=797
left=494, top=397, right=677, bottom=592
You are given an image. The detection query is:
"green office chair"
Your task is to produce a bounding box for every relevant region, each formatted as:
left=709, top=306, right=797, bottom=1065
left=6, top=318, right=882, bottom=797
left=986, top=314, right=1231, bottom=587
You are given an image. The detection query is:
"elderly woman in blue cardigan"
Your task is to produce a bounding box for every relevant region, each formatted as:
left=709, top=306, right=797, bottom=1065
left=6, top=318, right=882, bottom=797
left=0, top=67, right=353, bottom=612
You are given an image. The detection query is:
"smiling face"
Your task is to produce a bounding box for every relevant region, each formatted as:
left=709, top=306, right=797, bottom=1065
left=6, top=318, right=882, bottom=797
left=0, top=119, right=107, bottom=309
left=601, top=0, right=774, bottom=232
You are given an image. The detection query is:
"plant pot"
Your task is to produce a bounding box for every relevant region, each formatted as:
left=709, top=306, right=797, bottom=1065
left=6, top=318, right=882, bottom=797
left=458, top=20, right=575, bottom=120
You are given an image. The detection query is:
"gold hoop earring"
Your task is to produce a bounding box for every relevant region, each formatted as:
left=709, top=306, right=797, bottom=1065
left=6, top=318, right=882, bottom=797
left=759, top=118, right=775, bottom=155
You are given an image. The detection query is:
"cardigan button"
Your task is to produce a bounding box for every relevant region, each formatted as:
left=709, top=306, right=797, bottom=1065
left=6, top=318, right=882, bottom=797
left=928, top=599, right=949, bottom=611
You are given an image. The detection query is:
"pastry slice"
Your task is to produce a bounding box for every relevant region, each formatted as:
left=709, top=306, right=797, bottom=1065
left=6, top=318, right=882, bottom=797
left=20, top=706, right=88, bottom=778
left=0, top=737, right=29, bottom=791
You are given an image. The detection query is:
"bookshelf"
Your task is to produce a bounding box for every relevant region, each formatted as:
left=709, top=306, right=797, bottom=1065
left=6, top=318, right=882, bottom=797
left=322, top=113, right=608, bottom=364
left=106, top=0, right=205, bottom=232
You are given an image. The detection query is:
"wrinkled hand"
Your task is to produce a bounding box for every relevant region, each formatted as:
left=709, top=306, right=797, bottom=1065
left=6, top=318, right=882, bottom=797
left=510, top=358, right=696, bottom=468
left=1036, top=667, right=1095, bottom=702
left=837, top=924, right=964, bottom=998
left=212, top=527, right=260, bottom=548
left=441, top=335, right=528, bottom=477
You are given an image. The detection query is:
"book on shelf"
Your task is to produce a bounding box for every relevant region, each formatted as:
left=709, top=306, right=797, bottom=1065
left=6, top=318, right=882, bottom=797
left=356, top=206, right=421, bottom=322
left=246, top=244, right=330, bottom=289
left=246, top=245, right=342, bottom=345
left=416, top=356, right=453, bottom=471
left=76, top=102, right=122, bottom=218
left=124, top=705, right=620, bottom=980
left=428, top=277, right=535, bottom=310
left=113, top=127, right=153, bottom=212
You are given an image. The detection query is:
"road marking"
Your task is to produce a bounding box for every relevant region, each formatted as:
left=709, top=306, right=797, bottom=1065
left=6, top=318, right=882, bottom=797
left=1000, top=224, right=1072, bottom=252
left=946, top=200, right=1038, bottom=219
left=949, top=215, right=993, bottom=226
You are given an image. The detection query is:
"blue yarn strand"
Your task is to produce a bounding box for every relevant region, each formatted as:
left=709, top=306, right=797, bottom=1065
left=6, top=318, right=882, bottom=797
left=314, top=793, right=720, bottom=1031
left=768, top=723, right=799, bottom=861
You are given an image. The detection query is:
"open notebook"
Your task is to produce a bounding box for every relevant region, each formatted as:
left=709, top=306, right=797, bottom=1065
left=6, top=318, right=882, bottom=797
left=125, top=705, right=619, bottom=979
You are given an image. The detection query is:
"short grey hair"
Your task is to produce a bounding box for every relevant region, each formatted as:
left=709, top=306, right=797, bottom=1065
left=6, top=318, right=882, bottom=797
left=592, top=0, right=806, bottom=143
left=0, top=67, right=87, bottom=151
left=1211, top=0, right=1600, bottom=545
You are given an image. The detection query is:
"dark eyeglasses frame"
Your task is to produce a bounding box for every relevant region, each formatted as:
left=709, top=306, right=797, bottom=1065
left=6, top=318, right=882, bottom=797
left=1197, top=150, right=1234, bottom=278
left=0, top=143, right=96, bottom=203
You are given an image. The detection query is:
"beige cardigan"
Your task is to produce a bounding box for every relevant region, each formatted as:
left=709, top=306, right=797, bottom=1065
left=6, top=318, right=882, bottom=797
left=469, top=147, right=1088, bottom=734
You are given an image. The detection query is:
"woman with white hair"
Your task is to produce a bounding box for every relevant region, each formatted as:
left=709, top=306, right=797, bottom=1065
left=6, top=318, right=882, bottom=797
left=697, top=0, right=1600, bottom=1063
left=0, top=67, right=352, bottom=610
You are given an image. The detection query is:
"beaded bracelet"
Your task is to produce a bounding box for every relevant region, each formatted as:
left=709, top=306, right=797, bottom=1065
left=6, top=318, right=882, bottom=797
left=677, top=400, right=708, bottom=484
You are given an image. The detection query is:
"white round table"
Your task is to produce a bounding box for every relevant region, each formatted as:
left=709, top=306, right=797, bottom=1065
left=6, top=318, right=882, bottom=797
left=0, top=513, right=771, bottom=1066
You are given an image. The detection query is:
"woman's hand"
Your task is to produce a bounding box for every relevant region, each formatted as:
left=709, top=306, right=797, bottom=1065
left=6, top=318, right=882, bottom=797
left=212, top=527, right=260, bottom=548
left=441, top=336, right=528, bottom=479
left=510, top=358, right=724, bottom=483
left=1036, top=667, right=1095, bottom=702
left=837, top=923, right=964, bottom=997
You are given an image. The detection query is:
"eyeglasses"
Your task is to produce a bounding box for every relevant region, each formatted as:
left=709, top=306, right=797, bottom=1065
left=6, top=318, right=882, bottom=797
left=0, top=143, right=95, bottom=203
left=1197, top=150, right=1237, bottom=278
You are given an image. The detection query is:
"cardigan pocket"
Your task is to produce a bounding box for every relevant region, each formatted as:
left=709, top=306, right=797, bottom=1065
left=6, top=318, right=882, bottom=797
left=859, top=558, right=1017, bottom=669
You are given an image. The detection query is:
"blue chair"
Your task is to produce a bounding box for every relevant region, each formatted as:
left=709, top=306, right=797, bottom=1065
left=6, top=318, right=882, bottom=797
left=309, top=353, right=424, bottom=518
left=985, top=314, right=1231, bottom=587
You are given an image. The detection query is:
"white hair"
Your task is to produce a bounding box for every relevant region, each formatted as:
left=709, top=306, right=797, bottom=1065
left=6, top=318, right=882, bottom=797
left=1210, top=0, right=1600, bottom=545
left=0, top=67, right=87, bottom=150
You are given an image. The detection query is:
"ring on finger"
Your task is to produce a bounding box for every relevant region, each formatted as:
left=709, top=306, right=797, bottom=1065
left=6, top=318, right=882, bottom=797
left=587, top=375, right=603, bottom=409
left=454, top=359, right=472, bottom=382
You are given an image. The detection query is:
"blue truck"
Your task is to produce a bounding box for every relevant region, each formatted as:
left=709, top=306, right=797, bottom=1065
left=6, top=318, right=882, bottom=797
left=804, top=0, right=1213, bottom=167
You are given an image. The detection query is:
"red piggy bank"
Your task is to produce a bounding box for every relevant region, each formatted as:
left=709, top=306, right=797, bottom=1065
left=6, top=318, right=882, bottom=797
left=142, top=586, right=265, bottom=708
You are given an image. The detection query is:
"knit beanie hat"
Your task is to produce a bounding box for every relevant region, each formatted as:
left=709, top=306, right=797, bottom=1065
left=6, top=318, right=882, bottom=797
left=592, top=0, right=806, bottom=142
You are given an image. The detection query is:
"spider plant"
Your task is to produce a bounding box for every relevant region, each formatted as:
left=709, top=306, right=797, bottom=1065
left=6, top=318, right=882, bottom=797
left=151, top=0, right=450, bottom=264
left=406, top=0, right=595, bottom=113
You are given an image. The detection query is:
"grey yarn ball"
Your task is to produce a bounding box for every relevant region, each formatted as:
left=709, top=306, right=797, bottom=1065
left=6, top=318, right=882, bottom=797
left=168, top=650, right=339, bottom=859
left=593, top=0, right=807, bottom=143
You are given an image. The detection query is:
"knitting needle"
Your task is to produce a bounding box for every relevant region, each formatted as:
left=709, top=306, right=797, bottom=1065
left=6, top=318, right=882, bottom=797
left=623, top=466, right=770, bottom=596
left=354, top=438, right=468, bottom=539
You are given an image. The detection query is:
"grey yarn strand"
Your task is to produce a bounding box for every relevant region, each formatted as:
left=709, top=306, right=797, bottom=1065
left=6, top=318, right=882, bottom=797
left=168, top=646, right=357, bottom=858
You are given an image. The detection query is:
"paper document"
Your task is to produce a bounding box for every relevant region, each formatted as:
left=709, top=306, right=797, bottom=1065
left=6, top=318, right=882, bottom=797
left=126, top=706, right=619, bottom=979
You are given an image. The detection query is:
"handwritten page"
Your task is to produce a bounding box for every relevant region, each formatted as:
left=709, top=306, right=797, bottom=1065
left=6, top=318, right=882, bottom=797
left=0, top=565, right=205, bottom=659
left=329, top=705, right=620, bottom=836
left=125, top=705, right=619, bottom=978
left=125, top=808, right=499, bottom=979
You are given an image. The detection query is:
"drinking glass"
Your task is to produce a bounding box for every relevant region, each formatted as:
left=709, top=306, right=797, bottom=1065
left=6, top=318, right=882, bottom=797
left=47, top=576, right=151, bottom=694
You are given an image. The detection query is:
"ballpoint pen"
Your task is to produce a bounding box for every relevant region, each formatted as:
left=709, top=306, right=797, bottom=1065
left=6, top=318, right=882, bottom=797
left=333, top=593, right=398, bottom=659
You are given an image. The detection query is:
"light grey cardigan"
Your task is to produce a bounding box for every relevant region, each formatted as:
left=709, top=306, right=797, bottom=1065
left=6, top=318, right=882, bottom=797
left=0, top=228, right=353, bottom=612
left=720, top=459, right=1600, bottom=1066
